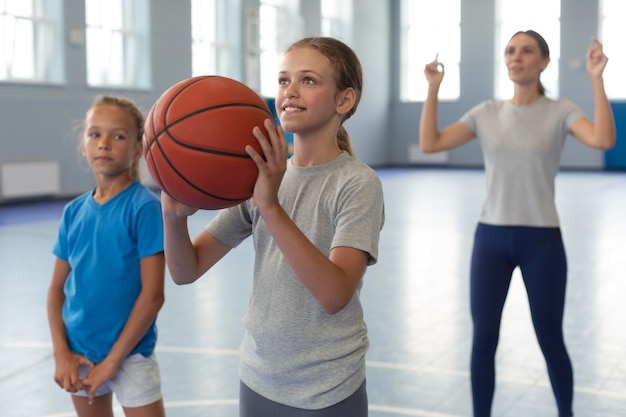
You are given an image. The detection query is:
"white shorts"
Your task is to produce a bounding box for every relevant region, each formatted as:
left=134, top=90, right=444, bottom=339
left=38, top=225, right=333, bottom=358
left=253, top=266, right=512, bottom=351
left=73, top=353, right=163, bottom=408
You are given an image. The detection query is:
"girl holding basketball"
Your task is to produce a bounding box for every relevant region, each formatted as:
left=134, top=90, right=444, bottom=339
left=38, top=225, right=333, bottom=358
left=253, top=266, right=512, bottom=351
left=419, top=32, right=614, bottom=417
left=162, top=37, right=384, bottom=417
left=47, top=96, right=167, bottom=417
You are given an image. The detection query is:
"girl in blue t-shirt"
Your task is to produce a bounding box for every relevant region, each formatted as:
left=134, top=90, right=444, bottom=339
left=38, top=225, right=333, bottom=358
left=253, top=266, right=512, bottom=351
left=47, top=96, right=166, bottom=416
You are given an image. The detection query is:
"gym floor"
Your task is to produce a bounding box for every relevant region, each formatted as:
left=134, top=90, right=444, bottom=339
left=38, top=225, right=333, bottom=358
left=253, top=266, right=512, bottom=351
left=1, top=167, right=625, bottom=417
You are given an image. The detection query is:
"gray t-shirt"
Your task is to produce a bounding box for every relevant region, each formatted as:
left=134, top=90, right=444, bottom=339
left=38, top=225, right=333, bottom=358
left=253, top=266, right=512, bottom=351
left=205, top=151, right=385, bottom=409
left=460, top=96, right=585, bottom=226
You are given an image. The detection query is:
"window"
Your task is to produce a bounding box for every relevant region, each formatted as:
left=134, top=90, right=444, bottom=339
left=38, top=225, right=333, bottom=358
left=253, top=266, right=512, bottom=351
left=85, top=0, right=150, bottom=88
left=400, top=0, right=460, bottom=102
left=191, top=0, right=238, bottom=78
left=495, top=0, right=560, bottom=99
left=259, top=0, right=302, bottom=97
left=321, top=0, right=351, bottom=40
left=600, top=0, right=626, bottom=99
left=0, top=0, right=64, bottom=83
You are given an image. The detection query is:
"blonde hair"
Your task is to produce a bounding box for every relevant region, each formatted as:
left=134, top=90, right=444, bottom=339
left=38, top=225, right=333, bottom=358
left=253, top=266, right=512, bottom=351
left=85, top=95, right=145, bottom=179
left=285, top=37, right=363, bottom=156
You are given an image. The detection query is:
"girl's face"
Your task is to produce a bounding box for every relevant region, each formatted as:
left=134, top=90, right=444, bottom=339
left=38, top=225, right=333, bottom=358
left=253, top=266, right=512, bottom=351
left=81, top=105, right=140, bottom=179
left=276, top=46, right=347, bottom=136
left=505, top=33, right=550, bottom=86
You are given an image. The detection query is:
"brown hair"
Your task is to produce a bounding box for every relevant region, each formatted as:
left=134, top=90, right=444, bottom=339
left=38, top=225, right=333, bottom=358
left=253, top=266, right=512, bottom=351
left=285, top=37, right=363, bottom=156
left=508, top=30, right=550, bottom=95
left=85, top=95, right=145, bottom=179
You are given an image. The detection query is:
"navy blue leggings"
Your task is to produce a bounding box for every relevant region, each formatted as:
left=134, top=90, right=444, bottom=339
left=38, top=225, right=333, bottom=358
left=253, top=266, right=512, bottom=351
left=470, top=223, right=573, bottom=417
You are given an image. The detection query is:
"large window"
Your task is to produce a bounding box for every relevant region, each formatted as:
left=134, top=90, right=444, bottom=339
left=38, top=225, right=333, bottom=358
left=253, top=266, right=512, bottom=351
left=321, top=0, right=351, bottom=41
left=495, top=0, right=560, bottom=99
left=0, top=0, right=63, bottom=83
left=259, top=0, right=302, bottom=97
left=600, top=0, right=626, bottom=99
left=85, top=0, right=150, bottom=88
left=400, top=0, right=460, bottom=102
left=191, top=0, right=238, bottom=78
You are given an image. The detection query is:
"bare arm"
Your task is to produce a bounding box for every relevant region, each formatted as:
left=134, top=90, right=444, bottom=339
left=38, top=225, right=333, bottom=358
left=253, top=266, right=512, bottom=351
left=47, top=259, right=72, bottom=360
left=419, top=58, right=476, bottom=153
left=161, top=193, right=232, bottom=285
left=569, top=37, right=616, bottom=150
left=47, top=258, right=92, bottom=393
left=259, top=204, right=368, bottom=314
left=81, top=252, right=166, bottom=403
left=247, top=120, right=368, bottom=314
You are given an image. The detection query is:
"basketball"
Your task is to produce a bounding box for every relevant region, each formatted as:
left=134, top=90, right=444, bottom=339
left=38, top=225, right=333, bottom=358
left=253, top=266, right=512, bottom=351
left=143, top=75, right=273, bottom=210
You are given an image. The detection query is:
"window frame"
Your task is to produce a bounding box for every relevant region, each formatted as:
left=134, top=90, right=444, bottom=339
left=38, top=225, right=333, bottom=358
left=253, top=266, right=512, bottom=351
left=321, top=0, right=351, bottom=41
left=191, top=0, right=239, bottom=78
left=399, top=0, right=461, bottom=102
left=85, top=0, right=151, bottom=89
left=258, top=0, right=302, bottom=98
left=0, top=0, right=64, bottom=84
left=599, top=0, right=626, bottom=99
left=494, top=0, right=561, bottom=100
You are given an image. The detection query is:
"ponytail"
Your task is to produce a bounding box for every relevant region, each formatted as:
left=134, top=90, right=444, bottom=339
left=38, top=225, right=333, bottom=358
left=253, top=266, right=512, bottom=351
left=337, top=126, right=354, bottom=156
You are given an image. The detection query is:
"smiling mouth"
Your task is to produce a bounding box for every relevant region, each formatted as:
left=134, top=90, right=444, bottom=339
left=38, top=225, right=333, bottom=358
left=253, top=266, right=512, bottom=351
left=283, top=106, right=304, bottom=112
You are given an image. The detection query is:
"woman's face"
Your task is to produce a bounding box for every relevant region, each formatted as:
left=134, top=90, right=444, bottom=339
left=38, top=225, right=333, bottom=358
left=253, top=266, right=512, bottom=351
left=504, top=33, right=550, bottom=86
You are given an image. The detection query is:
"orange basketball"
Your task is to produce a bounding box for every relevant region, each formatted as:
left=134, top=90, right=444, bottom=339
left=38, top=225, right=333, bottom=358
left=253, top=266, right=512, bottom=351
left=143, top=76, right=272, bottom=209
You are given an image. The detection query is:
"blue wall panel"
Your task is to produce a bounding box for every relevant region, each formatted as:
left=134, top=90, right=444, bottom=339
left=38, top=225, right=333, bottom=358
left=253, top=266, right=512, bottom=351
left=265, top=98, right=294, bottom=156
left=605, top=102, right=626, bottom=170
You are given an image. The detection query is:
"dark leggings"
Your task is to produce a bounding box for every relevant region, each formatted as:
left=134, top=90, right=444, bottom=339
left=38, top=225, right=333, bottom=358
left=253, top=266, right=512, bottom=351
left=470, top=223, right=573, bottom=417
left=239, top=380, right=367, bottom=417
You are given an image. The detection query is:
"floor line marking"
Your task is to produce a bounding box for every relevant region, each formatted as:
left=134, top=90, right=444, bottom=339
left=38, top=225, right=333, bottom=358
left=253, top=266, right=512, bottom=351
left=4, top=342, right=626, bottom=400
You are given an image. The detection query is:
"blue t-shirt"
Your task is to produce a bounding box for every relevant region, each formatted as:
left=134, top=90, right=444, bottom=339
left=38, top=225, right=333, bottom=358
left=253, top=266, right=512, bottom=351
left=53, top=181, right=164, bottom=363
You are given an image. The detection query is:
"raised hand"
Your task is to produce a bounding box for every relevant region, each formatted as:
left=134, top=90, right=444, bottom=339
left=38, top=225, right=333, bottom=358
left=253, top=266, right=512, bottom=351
left=586, top=37, right=608, bottom=78
left=424, top=53, right=445, bottom=87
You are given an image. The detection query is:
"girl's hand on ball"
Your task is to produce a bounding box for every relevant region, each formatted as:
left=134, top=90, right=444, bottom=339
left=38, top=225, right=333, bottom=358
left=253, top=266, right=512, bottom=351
left=161, top=191, right=198, bottom=218
left=247, top=119, right=288, bottom=212
left=143, top=76, right=272, bottom=209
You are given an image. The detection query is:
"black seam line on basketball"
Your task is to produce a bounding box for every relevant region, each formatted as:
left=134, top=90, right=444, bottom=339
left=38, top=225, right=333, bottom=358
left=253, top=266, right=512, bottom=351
left=157, top=102, right=271, bottom=136
left=146, top=108, right=159, bottom=154
left=165, top=137, right=252, bottom=159
left=144, top=136, right=169, bottom=197
left=150, top=134, right=248, bottom=202
left=149, top=102, right=272, bottom=156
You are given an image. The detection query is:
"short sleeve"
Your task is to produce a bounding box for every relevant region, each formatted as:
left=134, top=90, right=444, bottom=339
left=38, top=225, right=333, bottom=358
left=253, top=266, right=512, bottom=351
left=205, top=201, right=253, bottom=248
left=332, top=171, right=385, bottom=266
left=136, top=198, right=164, bottom=258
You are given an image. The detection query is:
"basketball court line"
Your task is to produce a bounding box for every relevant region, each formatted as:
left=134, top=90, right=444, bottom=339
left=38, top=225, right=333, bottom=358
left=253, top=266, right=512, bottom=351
left=37, top=402, right=463, bottom=417
left=3, top=341, right=625, bottom=402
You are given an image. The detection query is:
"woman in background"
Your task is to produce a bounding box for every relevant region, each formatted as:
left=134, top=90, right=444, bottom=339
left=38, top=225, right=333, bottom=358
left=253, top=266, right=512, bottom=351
left=419, top=31, right=615, bottom=417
